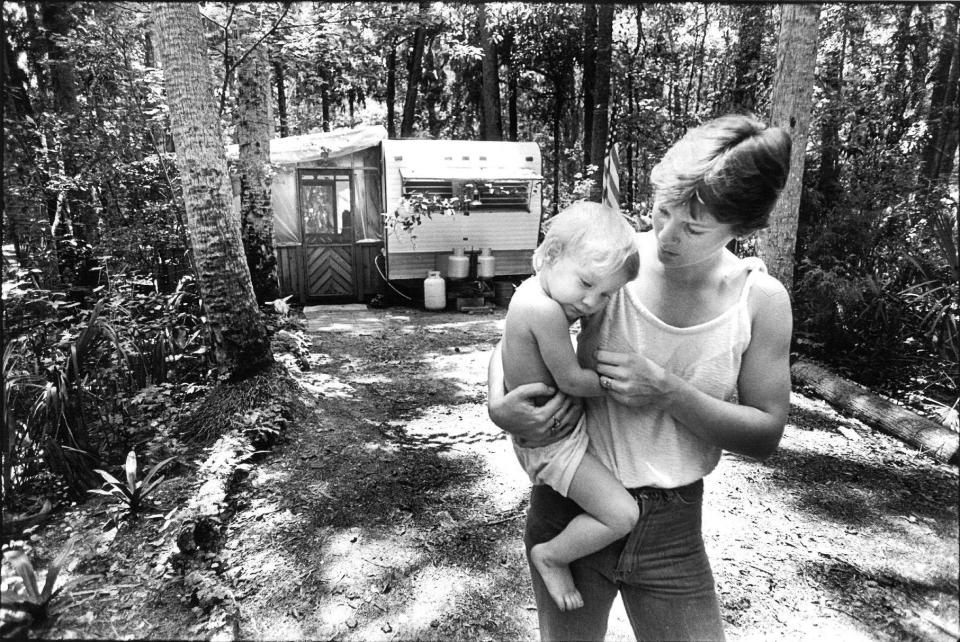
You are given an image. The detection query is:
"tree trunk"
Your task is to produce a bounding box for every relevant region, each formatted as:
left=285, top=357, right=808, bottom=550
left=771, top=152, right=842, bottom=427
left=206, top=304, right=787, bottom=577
left=321, top=81, right=331, bottom=132
left=40, top=2, right=79, bottom=113
left=400, top=2, right=430, bottom=138
left=502, top=29, right=518, bottom=141
left=552, top=81, right=564, bottom=219
left=730, top=4, right=767, bottom=114
left=817, top=7, right=846, bottom=208
left=237, top=25, right=280, bottom=304
left=921, top=4, right=959, bottom=182
left=582, top=3, right=597, bottom=168
left=757, top=4, right=820, bottom=294
left=273, top=58, right=288, bottom=137
left=885, top=4, right=916, bottom=145
left=589, top=4, right=614, bottom=201
left=153, top=3, right=273, bottom=381
left=792, top=360, right=959, bottom=466
left=477, top=3, right=503, bottom=141
left=423, top=40, right=444, bottom=138
left=386, top=40, right=397, bottom=138
left=3, top=34, right=34, bottom=119
left=39, top=2, right=83, bottom=287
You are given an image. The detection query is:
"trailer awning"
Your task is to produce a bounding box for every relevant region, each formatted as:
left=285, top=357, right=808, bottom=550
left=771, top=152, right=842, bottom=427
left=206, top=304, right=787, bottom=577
left=399, top=167, right=543, bottom=181
left=225, top=125, right=387, bottom=165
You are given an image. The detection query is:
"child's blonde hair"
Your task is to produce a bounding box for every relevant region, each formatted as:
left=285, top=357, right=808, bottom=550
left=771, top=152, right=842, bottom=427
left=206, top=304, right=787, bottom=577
left=532, top=201, right=639, bottom=279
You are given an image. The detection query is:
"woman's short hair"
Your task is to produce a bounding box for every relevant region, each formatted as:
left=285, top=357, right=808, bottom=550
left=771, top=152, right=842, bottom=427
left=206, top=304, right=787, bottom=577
left=532, top=201, right=639, bottom=279
left=649, top=115, right=792, bottom=235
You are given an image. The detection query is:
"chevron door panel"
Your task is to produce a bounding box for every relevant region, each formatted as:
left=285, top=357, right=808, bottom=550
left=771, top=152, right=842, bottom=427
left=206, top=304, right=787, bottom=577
left=306, top=245, right=354, bottom=296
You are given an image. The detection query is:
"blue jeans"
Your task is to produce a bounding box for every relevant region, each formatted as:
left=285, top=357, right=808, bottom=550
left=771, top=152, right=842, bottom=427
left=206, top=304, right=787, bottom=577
left=524, top=480, right=725, bottom=642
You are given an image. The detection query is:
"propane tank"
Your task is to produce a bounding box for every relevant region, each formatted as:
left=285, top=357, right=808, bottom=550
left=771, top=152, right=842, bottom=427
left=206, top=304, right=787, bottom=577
left=423, top=271, right=446, bottom=310
left=447, top=247, right=469, bottom=280
left=477, top=247, right=495, bottom=279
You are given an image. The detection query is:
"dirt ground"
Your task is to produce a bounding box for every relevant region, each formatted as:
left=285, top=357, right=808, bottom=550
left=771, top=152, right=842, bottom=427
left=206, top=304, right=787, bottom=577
left=6, top=305, right=959, bottom=641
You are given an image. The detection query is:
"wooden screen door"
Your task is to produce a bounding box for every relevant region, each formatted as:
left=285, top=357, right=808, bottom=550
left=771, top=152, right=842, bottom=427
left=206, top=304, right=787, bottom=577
left=299, top=171, right=354, bottom=298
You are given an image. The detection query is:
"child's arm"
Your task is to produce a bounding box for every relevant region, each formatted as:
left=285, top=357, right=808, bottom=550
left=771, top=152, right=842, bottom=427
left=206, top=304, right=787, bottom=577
left=520, top=297, right=604, bottom=397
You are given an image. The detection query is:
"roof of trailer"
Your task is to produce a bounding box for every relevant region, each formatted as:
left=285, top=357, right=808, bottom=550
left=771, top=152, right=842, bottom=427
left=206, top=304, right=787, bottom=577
left=225, top=125, right=387, bottom=165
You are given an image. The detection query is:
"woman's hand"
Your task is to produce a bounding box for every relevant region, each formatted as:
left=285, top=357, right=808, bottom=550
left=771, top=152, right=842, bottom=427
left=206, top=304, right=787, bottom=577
left=487, top=342, right=583, bottom=442
left=489, top=382, right=582, bottom=442
left=594, top=349, right=678, bottom=409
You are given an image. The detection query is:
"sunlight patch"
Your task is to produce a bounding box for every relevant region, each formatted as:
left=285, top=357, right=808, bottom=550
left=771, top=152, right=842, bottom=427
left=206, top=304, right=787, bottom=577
left=250, top=467, right=292, bottom=488
left=401, top=403, right=503, bottom=453
left=297, top=372, right=356, bottom=399
left=398, top=402, right=529, bottom=512
left=352, top=374, right=392, bottom=384
left=427, top=350, right=491, bottom=389
left=356, top=565, right=482, bottom=637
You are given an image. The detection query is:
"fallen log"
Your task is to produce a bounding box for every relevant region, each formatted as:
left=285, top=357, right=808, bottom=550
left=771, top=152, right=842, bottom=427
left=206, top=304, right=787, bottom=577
left=167, top=430, right=254, bottom=554
left=791, top=359, right=959, bottom=466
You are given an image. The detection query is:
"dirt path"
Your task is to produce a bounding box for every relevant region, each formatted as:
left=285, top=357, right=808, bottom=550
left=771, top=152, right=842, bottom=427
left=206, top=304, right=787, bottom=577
left=12, top=306, right=958, bottom=640
left=224, top=306, right=958, bottom=641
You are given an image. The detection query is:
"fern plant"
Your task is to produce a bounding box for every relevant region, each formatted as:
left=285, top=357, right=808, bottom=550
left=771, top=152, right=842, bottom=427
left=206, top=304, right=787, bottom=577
left=89, top=450, right=174, bottom=518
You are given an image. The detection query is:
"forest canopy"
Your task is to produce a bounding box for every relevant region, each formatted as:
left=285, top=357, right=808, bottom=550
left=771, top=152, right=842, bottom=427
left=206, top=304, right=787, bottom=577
left=2, top=2, right=958, bottom=505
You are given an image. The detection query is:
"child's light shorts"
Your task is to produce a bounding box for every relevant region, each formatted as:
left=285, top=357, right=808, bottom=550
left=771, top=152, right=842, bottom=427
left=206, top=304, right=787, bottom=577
left=512, top=417, right=589, bottom=497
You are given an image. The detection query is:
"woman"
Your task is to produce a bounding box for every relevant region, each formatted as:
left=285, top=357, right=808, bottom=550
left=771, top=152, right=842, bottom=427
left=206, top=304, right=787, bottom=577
left=488, top=114, right=794, bottom=641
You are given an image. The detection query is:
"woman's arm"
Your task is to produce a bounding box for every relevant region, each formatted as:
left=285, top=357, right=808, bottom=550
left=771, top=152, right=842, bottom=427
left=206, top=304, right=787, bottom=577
left=487, top=342, right=582, bottom=441
left=596, top=277, right=792, bottom=460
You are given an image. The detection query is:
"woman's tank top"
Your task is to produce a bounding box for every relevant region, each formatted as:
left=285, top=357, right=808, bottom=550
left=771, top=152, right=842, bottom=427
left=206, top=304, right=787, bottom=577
left=577, top=257, right=766, bottom=488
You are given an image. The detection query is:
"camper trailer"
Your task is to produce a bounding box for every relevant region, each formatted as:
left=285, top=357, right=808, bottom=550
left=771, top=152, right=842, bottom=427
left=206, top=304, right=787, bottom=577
left=380, top=138, right=543, bottom=282
left=229, top=126, right=543, bottom=304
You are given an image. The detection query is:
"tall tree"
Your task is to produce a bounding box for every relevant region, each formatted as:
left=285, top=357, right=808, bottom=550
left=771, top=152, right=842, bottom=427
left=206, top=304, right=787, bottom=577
left=273, top=58, right=289, bottom=138
left=153, top=2, right=272, bottom=380
left=501, top=27, right=519, bottom=141
left=478, top=3, right=503, bottom=140
left=920, top=3, right=959, bottom=182
left=588, top=4, right=614, bottom=200
left=729, top=4, right=768, bottom=114
left=400, top=2, right=430, bottom=137
left=237, top=12, right=280, bottom=304
left=817, top=6, right=848, bottom=208
left=582, top=3, right=597, bottom=168
left=757, top=3, right=820, bottom=294
left=386, top=39, right=398, bottom=138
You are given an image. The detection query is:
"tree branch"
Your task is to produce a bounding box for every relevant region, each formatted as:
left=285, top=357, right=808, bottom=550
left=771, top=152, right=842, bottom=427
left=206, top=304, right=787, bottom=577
left=219, top=4, right=292, bottom=118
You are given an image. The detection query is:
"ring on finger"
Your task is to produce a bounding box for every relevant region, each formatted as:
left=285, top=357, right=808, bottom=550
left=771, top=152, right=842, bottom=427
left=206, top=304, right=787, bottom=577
left=601, top=376, right=612, bottom=390
left=551, top=415, right=560, bottom=434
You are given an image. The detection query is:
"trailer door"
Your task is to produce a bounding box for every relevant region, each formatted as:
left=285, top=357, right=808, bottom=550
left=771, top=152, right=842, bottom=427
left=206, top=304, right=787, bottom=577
left=298, top=170, right=354, bottom=297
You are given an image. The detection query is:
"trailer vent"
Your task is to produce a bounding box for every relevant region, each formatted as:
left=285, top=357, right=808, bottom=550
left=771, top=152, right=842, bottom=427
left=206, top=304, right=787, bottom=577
left=473, top=180, right=531, bottom=209
left=402, top=179, right=454, bottom=199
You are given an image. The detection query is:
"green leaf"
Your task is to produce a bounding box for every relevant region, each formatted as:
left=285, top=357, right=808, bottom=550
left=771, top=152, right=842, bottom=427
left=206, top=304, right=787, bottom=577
left=140, top=456, right=175, bottom=488
left=11, top=554, right=40, bottom=602
left=40, top=538, right=75, bottom=602
left=140, top=475, right=166, bottom=501
left=125, top=451, right=138, bottom=492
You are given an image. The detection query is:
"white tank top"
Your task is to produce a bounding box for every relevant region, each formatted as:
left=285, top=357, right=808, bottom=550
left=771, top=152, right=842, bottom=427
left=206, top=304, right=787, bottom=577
left=577, top=257, right=766, bottom=488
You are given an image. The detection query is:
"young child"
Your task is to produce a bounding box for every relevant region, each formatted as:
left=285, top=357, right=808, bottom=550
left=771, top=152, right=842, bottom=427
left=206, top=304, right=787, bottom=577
left=500, top=201, right=641, bottom=611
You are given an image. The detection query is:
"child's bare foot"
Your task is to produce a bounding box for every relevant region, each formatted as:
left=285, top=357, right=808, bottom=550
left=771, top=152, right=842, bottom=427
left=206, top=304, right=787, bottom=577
left=530, top=544, right=584, bottom=611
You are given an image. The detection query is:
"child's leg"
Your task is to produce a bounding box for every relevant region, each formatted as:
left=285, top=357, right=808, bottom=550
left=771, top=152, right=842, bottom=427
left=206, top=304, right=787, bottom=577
left=530, top=453, right=640, bottom=611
